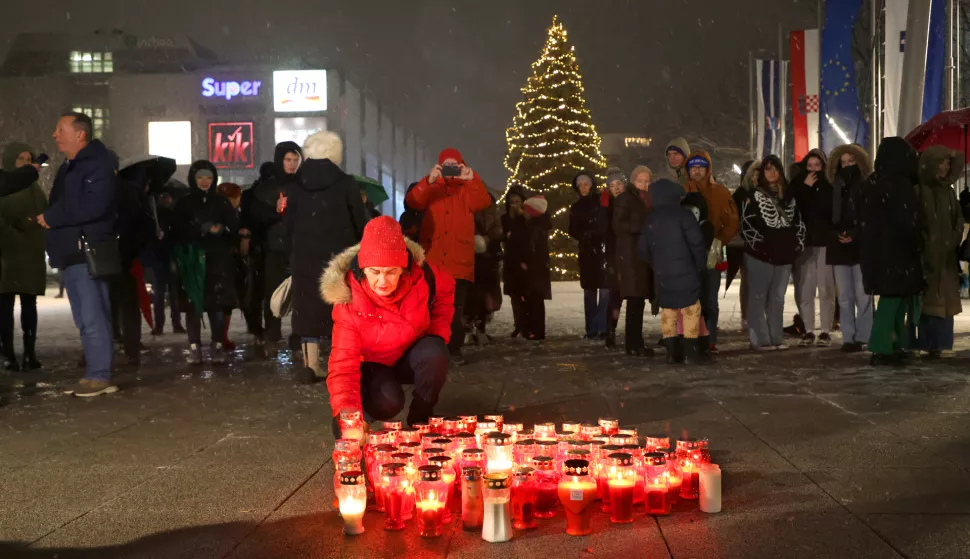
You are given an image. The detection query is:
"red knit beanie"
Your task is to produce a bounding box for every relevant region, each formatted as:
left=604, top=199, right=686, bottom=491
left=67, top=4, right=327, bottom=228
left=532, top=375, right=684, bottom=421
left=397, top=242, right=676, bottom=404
left=358, top=216, right=409, bottom=269
left=438, top=147, right=464, bottom=165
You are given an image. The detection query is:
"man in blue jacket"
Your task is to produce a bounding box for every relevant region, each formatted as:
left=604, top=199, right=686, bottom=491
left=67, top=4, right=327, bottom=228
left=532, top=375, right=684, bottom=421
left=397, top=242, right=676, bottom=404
left=37, top=112, right=119, bottom=397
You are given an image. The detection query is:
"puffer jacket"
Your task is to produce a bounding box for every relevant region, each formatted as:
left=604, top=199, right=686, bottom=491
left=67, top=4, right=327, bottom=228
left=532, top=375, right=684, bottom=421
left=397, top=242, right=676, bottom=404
left=321, top=239, right=456, bottom=416
left=568, top=173, right=609, bottom=290
left=916, top=146, right=965, bottom=318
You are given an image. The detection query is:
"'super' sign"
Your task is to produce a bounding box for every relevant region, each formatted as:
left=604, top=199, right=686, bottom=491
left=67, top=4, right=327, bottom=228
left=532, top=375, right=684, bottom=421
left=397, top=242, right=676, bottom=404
left=201, top=77, right=262, bottom=101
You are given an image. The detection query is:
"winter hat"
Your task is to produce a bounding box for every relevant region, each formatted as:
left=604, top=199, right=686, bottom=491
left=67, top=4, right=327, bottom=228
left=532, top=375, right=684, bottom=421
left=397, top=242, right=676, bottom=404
left=194, top=168, right=215, bottom=180
left=216, top=182, right=242, bottom=199
left=523, top=195, right=548, bottom=217
left=303, top=131, right=344, bottom=165
left=606, top=167, right=628, bottom=186
left=666, top=137, right=690, bottom=159
left=630, top=165, right=653, bottom=184
left=686, top=155, right=710, bottom=169
left=358, top=216, right=409, bottom=270
left=438, top=147, right=464, bottom=166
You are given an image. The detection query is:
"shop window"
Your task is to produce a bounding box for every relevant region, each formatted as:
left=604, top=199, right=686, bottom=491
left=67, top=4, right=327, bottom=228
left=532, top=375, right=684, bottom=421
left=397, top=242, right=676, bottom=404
left=274, top=116, right=327, bottom=146
left=148, top=121, right=192, bottom=165
left=69, top=51, right=113, bottom=73
left=72, top=106, right=109, bottom=139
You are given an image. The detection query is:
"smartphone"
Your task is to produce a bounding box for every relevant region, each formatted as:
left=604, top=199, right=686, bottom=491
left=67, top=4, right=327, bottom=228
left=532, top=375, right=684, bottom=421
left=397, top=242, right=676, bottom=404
left=35, top=154, right=49, bottom=167
left=441, top=165, right=461, bottom=178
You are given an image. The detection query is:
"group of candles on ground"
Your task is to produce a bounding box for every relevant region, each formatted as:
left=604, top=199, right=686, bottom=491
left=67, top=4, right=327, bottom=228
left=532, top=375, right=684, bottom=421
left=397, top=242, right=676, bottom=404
left=333, top=412, right=722, bottom=541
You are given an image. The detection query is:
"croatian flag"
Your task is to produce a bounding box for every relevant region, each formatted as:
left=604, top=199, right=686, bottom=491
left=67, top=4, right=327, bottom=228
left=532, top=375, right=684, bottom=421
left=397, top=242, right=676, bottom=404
left=790, top=29, right=820, bottom=162
left=756, top=59, right=788, bottom=161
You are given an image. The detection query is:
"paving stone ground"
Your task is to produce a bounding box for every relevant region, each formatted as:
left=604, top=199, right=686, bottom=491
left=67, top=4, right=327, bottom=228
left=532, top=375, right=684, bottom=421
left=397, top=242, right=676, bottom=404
left=1, top=281, right=969, bottom=558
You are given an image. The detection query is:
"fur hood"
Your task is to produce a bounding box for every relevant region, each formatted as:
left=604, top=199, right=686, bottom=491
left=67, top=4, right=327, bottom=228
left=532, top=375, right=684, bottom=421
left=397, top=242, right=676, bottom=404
left=741, top=159, right=761, bottom=189
left=918, top=145, right=965, bottom=188
left=826, top=144, right=872, bottom=184
left=320, top=237, right=427, bottom=305
left=303, top=131, right=343, bottom=166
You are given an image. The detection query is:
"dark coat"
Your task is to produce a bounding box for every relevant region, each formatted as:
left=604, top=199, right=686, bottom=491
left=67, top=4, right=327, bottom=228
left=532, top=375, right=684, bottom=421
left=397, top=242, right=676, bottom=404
left=115, top=178, right=155, bottom=270
left=857, top=137, right=924, bottom=297
left=501, top=202, right=552, bottom=299
left=639, top=179, right=705, bottom=309
left=284, top=158, right=370, bottom=338
left=472, top=204, right=503, bottom=315
left=612, top=186, right=653, bottom=299
left=917, top=146, right=965, bottom=318
left=43, top=140, right=118, bottom=269
left=740, top=170, right=805, bottom=266
left=174, top=161, right=239, bottom=311
left=826, top=144, right=873, bottom=266
left=789, top=150, right=833, bottom=248
left=568, top=174, right=610, bottom=290
left=241, top=141, right=302, bottom=257
left=0, top=142, right=47, bottom=295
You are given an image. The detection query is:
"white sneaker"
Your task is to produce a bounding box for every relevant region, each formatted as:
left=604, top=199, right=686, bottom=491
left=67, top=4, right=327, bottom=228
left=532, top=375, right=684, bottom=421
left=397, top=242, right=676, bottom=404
left=774, top=344, right=790, bottom=351
left=186, top=344, right=203, bottom=365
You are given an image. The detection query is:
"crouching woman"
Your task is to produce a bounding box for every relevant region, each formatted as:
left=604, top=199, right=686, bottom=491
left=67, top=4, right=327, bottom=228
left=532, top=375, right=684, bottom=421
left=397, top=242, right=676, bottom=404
left=321, top=216, right=456, bottom=437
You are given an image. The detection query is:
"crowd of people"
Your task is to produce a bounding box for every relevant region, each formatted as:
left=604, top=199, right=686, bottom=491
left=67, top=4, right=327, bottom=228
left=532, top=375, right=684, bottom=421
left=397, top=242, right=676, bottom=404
left=0, top=112, right=966, bottom=413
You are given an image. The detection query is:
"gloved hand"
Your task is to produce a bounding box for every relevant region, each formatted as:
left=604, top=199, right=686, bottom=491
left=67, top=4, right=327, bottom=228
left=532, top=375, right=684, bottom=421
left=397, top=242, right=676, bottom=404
left=707, top=239, right=723, bottom=269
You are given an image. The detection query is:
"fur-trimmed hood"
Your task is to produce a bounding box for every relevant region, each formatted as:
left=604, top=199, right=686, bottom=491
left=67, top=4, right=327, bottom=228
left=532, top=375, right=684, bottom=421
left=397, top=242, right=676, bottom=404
left=320, top=237, right=427, bottom=305
left=918, top=145, right=965, bottom=188
left=826, top=144, right=873, bottom=184
left=741, top=159, right=761, bottom=189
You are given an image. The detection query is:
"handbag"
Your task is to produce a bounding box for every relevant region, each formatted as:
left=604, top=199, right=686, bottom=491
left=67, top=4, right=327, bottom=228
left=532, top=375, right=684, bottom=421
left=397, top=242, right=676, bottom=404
left=270, top=276, right=293, bottom=318
left=81, top=234, right=122, bottom=279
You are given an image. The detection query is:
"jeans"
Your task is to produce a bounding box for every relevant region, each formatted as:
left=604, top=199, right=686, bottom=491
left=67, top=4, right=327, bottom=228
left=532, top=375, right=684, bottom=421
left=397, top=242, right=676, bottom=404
left=449, top=280, right=471, bottom=354
left=624, top=297, right=646, bottom=350
left=794, top=247, right=836, bottom=333
left=744, top=254, right=791, bottom=348
left=186, top=309, right=226, bottom=346
left=360, top=336, right=449, bottom=425
left=917, top=314, right=955, bottom=351
left=151, top=261, right=181, bottom=331
left=63, top=264, right=113, bottom=381
left=583, top=288, right=611, bottom=337
left=869, top=296, right=917, bottom=355
left=832, top=265, right=873, bottom=345
left=701, top=269, right=722, bottom=344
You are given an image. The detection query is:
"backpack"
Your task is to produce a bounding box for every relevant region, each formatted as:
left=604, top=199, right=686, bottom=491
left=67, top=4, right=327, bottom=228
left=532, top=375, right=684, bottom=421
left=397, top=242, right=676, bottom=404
left=399, top=207, right=424, bottom=242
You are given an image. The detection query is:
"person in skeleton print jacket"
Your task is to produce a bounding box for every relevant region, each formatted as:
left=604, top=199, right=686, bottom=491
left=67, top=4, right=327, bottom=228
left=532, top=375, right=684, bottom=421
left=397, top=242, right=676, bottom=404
left=740, top=155, right=806, bottom=350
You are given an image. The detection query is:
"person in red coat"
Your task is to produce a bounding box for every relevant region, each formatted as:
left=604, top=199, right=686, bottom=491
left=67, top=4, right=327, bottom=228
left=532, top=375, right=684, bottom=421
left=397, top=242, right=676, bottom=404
left=321, top=216, right=456, bottom=434
left=405, top=148, right=491, bottom=365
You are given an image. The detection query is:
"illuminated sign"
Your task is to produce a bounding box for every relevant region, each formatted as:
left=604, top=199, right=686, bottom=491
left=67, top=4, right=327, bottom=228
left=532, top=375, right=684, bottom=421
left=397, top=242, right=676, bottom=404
left=624, top=137, right=653, bottom=148
left=208, top=122, right=254, bottom=169
left=273, top=70, right=328, bottom=112
left=201, top=77, right=263, bottom=101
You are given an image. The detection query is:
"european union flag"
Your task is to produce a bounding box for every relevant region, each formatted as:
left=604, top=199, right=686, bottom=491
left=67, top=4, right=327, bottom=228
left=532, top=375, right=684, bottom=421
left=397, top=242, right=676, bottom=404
left=820, top=0, right=868, bottom=151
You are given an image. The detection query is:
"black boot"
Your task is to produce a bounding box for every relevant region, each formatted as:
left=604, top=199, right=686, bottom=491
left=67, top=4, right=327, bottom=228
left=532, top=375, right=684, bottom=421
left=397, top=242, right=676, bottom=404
left=605, top=328, right=617, bottom=348
left=407, top=394, right=435, bottom=427
left=697, top=335, right=711, bottom=357
left=2, top=329, right=18, bottom=372
left=663, top=338, right=684, bottom=364
left=22, top=331, right=41, bottom=371
left=684, top=338, right=711, bottom=365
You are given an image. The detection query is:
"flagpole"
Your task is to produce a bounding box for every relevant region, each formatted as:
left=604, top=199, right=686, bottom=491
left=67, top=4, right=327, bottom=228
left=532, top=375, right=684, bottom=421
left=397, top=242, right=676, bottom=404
left=749, top=50, right=755, bottom=158
left=871, top=0, right=879, bottom=157
left=898, top=0, right=933, bottom=136
left=945, top=0, right=956, bottom=110
left=779, top=23, right=786, bottom=170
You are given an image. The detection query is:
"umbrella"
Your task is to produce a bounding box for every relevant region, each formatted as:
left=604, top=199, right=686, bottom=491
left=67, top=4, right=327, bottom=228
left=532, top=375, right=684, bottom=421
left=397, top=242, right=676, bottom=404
left=353, top=175, right=389, bottom=206
left=905, top=108, right=970, bottom=156
left=119, top=155, right=177, bottom=192
left=130, top=260, right=154, bottom=330
left=173, top=244, right=206, bottom=315
left=724, top=246, right=743, bottom=292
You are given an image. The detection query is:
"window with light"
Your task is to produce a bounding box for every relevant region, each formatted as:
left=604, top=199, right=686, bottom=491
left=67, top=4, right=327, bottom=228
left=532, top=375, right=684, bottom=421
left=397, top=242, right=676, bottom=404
left=69, top=51, right=114, bottom=73
left=72, top=106, right=110, bottom=139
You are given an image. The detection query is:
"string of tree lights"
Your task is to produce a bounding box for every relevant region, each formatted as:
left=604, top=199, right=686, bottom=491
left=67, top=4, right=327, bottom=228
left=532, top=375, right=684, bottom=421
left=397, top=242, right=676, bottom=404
left=503, top=15, right=608, bottom=279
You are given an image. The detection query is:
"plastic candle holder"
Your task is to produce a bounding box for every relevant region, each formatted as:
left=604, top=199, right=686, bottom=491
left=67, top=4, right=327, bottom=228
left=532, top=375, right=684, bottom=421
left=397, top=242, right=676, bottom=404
left=606, top=453, right=635, bottom=524
left=442, top=418, right=462, bottom=436
left=431, top=438, right=455, bottom=459
left=643, top=452, right=672, bottom=516
left=420, top=447, right=445, bottom=467
left=485, top=432, right=514, bottom=476
left=460, top=448, right=486, bottom=472
left=421, top=433, right=441, bottom=449
left=412, top=423, right=432, bottom=435
left=484, top=415, right=505, bottom=430
left=370, top=444, right=398, bottom=511
left=562, top=422, right=581, bottom=434
left=429, top=455, right=457, bottom=519
left=511, top=467, right=538, bottom=530
left=618, top=444, right=645, bottom=504
left=534, top=440, right=559, bottom=468
left=483, top=473, right=513, bottom=543
left=644, top=435, right=671, bottom=453
left=428, top=417, right=445, bottom=433
left=383, top=420, right=403, bottom=431
left=451, top=432, right=476, bottom=454
left=337, top=470, right=367, bottom=535
left=579, top=424, right=603, bottom=441
left=699, top=463, right=722, bottom=513
left=557, top=459, right=597, bottom=536
left=532, top=456, right=561, bottom=518
left=534, top=422, right=557, bottom=442
left=595, top=444, right=622, bottom=503
left=679, top=459, right=700, bottom=500
left=332, top=458, right=361, bottom=509
left=339, top=409, right=364, bottom=441
left=333, top=439, right=362, bottom=473
left=513, top=439, right=538, bottom=469
left=381, top=462, right=409, bottom=531
left=415, top=465, right=447, bottom=538
left=397, top=427, right=421, bottom=445
left=598, top=418, right=619, bottom=436
left=474, top=421, right=498, bottom=448
left=610, top=433, right=636, bottom=447
left=556, top=430, right=577, bottom=442
left=459, top=415, right=478, bottom=434
left=617, top=428, right=639, bottom=439
left=461, top=466, right=485, bottom=531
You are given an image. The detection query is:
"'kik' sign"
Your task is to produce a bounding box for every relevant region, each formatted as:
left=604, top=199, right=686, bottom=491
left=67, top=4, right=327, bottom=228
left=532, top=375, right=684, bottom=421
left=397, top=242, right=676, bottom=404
left=208, top=122, right=254, bottom=169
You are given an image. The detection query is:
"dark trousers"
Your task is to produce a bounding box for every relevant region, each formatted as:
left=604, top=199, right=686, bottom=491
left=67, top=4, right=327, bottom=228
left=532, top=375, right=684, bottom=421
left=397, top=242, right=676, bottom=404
left=523, top=296, right=546, bottom=338
left=607, top=288, right=623, bottom=330
left=110, top=271, right=142, bottom=356
left=510, top=296, right=526, bottom=333
left=150, top=261, right=181, bottom=331
left=624, top=297, right=646, bottom=350
left=246, top=250, right=288, bottom=341
left=917, top=314, right=954, bottom=352
left=0, top=293, right=37, bottom=355
left=186, top=309, right=226, bottom=346
left=449, top=279, right=471, bottom=354
left=360, top=336, right=449, bottom=425
left=700, top=269, right=721, bottom=344
left=583, top=288, right=610, bottom=337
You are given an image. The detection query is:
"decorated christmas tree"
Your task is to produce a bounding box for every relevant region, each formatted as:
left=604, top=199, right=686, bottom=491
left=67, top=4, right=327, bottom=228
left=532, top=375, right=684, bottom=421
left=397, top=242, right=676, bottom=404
left=504, top=15, right=608, bottom=279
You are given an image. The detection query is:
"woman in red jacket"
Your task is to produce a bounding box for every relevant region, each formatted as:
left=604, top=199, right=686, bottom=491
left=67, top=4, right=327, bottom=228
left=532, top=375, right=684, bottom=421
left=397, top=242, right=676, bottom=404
left=321, top=216, right=456, bottom=434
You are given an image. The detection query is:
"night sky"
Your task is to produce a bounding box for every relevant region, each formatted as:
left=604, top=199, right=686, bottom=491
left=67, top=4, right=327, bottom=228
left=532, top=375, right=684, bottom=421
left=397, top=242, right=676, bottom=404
left=2, top=0, right=819, bottom=184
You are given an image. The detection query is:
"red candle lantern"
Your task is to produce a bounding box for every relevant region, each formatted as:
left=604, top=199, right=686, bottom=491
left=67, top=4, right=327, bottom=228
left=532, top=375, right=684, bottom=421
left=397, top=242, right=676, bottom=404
left=415, top=465, right=447, bottom=538
left=333, top=457, right=362, bottom=509
left=474, top=421, right=497, bottom=448
left=557, top=459, right=597, bottom=536
left=398, top=441, right=421, bottom=454
left=534, top=440, right=558, bottom=464
left=676, top=439, right=704, bottom=500
left=370, top=444, right=398, bottom=511
left=606, top=453, right=635, bottom=524
left=428, top=455, right=456, bottom=520
left=533, top=422, right=557, bottom=442
left=556, top=430, right=577, bottom=442
left=420, top=447, right=446, bottom=467
left=460, top=448, right=486, bottom=472
left=484, top=414, right=505, bottom=430
left=451, top=432, right=476, bottom=454
left=336, top=470, right=367, bottom=535
left=333, top=438, right=363, bottom=468
left=338, top=409, right=364, bottom=441
left=579, top=423, right=603, bottom=441
left=661, top=447, right=682, bottom=500
left=461, top=466, right=484, bottom=531
left=644, top=435, right=671, bottom=453
left=562, top=422, right=581, bottom=434
left=532, top=455, right=560, bottom=518
left=441, top=417, right=461, bottom=436
left=381, top=462, right=409, bottom=531
left=428, top=417, right=445, bottom=433
left=395, top=427, right=418, bottom=445
left=420, top=432, right=440, bottom=449
left=383, top=420, right=403, bottom=432
left=511, top=467, right=538, bottom=530
left=459, top=415, right=478, bottom=434
left=513, top=438, right=538, bottom=469
left=432, top=438, right=455, bottom=460
left=610, top=433, right=635, bottom=447
left=618, top=428, right=639, bottom=439
left=598, top=418, right=619, bottom=436
left=643, top=452, right=672, bottom=516
left=502, top=422, right=523, bottom=443
left=484, top=432, right=514, bottom=476
left=413, top=423, right=432, bottom=435
left=595, top=444, right=622, bottom=505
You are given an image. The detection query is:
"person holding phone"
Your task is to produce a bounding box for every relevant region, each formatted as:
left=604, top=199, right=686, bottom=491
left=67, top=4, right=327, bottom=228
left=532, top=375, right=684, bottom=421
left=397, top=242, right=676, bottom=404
left=790, top=149, right=835, bottom=348
left=405, top=148, right=492, bottom=366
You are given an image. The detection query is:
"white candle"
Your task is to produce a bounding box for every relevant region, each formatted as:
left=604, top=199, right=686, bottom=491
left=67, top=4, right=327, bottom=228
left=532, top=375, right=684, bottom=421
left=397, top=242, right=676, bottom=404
left=338, top=497, right=366, bottom=534
left=481, top=497, right=512, bottom=543
left=699, top=464, right=722, bottom=513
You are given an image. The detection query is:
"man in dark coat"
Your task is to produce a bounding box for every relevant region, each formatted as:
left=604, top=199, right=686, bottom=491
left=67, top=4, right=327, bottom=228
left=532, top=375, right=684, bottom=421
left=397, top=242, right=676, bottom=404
left=517, top=195, right=552, bottom=340
left=145, top=191, right=183, bottom=335
left=285, top=131, right=370, bottom=384
left=857, top=137, right=924, bottom=365
left=639, top=179, right=708, bottom=364
left=612, top=166, right=654, bottom=356
left=568, top=172, right=610, bottom=340
left=241, top=141, right=303, bottom=356
left=39, top=112, right=119, bottom=397
left=173, top=161, right=239, bottom=365
left=501, top=185, right=530, bottom=338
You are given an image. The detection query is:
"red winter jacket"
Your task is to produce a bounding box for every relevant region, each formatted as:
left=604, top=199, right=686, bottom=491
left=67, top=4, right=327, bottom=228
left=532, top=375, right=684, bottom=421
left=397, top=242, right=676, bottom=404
left=405, top=173, right=492, bottom=282
left=320, top=239, right=456, bottom=416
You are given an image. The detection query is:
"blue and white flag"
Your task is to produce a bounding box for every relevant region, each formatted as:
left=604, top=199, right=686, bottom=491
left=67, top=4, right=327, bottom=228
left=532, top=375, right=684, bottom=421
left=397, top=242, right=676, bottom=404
left=820, top=0, right=867, bottom=151
left=756, top=59, right=788, bottom=161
